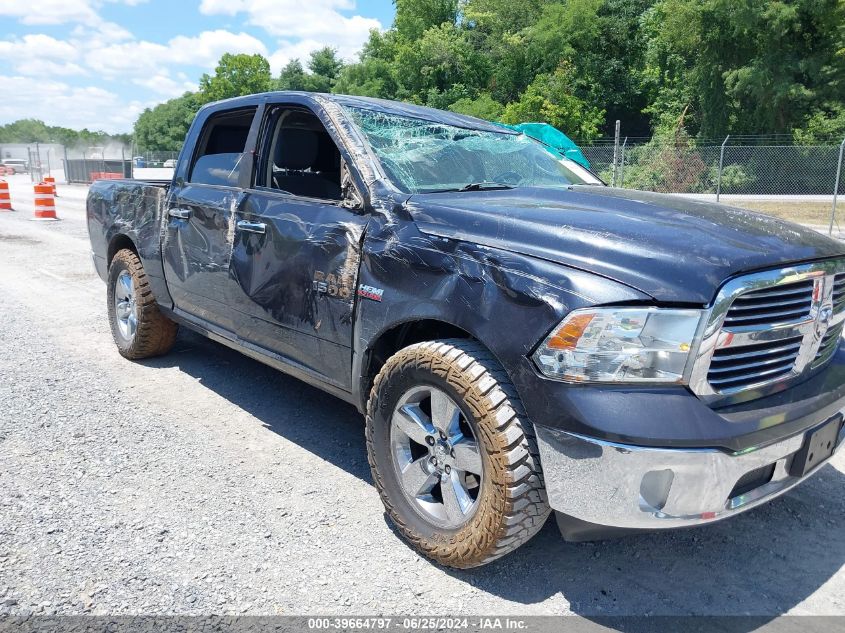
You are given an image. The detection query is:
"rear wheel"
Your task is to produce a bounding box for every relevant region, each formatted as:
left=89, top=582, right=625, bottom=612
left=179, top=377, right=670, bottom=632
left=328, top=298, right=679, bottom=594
left=366, top=339, right=550, bottom=568
left=107, top=248, right=177, bottom=359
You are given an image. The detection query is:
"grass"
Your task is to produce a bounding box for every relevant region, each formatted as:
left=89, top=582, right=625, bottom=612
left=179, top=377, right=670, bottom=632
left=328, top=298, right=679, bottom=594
left=725, top=199, right=836, bottom=227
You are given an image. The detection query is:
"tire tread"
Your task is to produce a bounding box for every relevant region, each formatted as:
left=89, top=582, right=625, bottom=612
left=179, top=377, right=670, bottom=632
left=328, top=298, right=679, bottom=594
left=108, top=249, right=177, bottom=359
left=366, top=339, right=550, bottom=568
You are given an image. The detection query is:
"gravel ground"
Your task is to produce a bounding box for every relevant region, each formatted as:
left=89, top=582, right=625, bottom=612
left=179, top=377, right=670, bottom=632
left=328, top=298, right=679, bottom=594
left=1, top=174, right=844, bottom=618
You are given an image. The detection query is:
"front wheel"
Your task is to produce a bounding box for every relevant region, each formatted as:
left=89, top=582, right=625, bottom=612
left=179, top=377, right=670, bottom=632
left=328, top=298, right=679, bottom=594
left=107, top=248, right=177, bottom=359
left=366, top=339, right=550, bottom=568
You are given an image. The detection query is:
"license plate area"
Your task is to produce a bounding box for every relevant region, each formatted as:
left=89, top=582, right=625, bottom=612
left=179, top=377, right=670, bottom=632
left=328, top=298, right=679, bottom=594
left=789, top=416, right=842, bottom=477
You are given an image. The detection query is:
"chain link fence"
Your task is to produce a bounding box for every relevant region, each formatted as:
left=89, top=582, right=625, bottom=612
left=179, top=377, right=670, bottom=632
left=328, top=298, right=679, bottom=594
left=579, top=136, right=845, bottom=233
left=130, top=150, right=180, bottom=168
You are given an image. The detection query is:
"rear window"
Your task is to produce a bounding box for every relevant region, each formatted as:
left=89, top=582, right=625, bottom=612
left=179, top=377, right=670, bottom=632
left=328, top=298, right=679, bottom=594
left=189, top=108, right=256, bottom=187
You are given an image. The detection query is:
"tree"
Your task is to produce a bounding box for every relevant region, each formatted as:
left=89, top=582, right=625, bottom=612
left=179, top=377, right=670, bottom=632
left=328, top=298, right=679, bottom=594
left=334, top=30, right=402, bottom=97
left=198, top=53, right=273, bottom=103
left=394, top=23, right=489, bottom=103
left=300, top=47, right=344, bottom=93
left=794, top=104, right=845, bottom=144
left=0, top=119, right=123, bottom=148
left=133, top=92, right=202, bottom=152
left=394, top=0, right=458, bottom=39
left=642, top=0, right=845, bottom=137
left=124, top=1, right=845, bottom=146
left=277, top=59, right=307, bottom=91
left=308, top=47, right=344, bottom=81
left=501, top=64, right=605, bottom=139
left=448, top=94, right=504, bottom=120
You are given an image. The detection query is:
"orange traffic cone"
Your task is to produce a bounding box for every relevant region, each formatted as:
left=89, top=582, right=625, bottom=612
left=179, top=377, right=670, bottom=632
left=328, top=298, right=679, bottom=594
left=44, top=176, right=57, bottom=196
left=33, top=182, right=58, bottom=220
left=0, top=180, right=12, bottom=211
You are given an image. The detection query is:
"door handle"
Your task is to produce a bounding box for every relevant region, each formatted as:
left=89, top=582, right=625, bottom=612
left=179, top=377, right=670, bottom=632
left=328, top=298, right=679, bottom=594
left=237, top=220, right=266, bottom=234
left=168, top=208, right=191, bottom=220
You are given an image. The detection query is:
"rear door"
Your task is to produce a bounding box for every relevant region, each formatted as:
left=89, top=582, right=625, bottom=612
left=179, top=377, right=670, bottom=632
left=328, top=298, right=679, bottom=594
left=161, top=106, right=258, bottom=332
left=229, top=103, right=369, bottom=389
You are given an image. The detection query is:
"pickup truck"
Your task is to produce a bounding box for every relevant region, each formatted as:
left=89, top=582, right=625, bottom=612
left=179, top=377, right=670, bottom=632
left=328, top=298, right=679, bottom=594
left=87, top=92, right=845, bottom=568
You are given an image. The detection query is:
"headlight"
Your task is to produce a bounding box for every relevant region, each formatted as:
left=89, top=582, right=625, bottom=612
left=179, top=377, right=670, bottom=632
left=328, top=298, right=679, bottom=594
left=532, top=307, right=704, bottom=383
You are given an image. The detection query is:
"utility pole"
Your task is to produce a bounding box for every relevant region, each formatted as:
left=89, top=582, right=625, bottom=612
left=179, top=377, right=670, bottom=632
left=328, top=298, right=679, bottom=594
left=611, top=120, right=621, bottom=187
left=828, top=136, right=845, bottom=236
left=716, top=135, right=730, bottom=202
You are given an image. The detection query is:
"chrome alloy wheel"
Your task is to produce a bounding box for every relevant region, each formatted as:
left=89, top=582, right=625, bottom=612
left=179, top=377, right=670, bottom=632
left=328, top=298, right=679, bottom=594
left=390, top=386, right=484, bottom=528
left=113, top=270, right=138, bottom=341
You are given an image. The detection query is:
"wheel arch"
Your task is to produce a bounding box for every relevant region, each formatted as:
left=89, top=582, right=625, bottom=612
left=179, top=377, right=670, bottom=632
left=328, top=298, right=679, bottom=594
left=358, top=317, right=477, bottom=410
left=107, top=233, right=138, bottom=265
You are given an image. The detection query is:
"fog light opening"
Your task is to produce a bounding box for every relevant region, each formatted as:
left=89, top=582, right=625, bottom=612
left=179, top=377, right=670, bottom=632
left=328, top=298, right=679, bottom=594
left=639, top=469, right=674, bottom=512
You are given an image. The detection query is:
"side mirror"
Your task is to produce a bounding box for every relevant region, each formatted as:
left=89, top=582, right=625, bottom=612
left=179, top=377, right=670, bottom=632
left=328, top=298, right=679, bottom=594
left=340, top=159, right=365, bottom=211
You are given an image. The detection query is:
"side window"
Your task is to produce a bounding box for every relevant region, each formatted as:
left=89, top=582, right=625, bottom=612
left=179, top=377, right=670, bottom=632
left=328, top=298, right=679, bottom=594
left=260, top=107, right=343, bottom=201
left=189, top=107, right=256, bottom=187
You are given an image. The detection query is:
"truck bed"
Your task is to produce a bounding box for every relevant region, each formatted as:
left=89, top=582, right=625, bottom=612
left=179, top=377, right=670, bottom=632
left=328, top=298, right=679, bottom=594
left=86, top=178, right=172, bottom=307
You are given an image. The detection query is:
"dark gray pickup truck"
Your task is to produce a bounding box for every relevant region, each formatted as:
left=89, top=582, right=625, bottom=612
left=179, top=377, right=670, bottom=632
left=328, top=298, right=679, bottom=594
left=87, top=92, right=845, bottom=568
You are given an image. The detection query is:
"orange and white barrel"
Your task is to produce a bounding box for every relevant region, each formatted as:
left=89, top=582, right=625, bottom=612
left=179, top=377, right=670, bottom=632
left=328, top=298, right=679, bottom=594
left=33, top=182, right=58, bottom=219
left=0, top=180, right=11, bottom=211
left=43, top=176, right=57, bottom=196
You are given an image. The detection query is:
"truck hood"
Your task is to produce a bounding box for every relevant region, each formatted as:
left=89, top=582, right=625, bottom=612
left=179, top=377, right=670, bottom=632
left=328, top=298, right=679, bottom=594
left=406, top=186, right=845, bottom=304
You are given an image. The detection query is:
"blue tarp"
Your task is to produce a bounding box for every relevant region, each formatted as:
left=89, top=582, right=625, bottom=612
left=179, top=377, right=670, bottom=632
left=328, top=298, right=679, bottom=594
left=501, top=123, right=590, bottom=169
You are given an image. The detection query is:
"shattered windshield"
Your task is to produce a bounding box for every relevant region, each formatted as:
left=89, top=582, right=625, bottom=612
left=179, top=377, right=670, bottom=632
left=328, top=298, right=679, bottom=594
left=344, top=107, right=598, bottom=194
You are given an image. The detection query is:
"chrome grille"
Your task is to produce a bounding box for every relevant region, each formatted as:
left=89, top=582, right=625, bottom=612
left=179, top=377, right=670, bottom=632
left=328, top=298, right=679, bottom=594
left=834, top=273, right=845, bottom=315
left=708, top=336, right=803, bottom=391
left=813, top=321, right=844, bottom=368
left=722, top=279, right=814, bottom=327
left=689, top=258, right=845, bottom=404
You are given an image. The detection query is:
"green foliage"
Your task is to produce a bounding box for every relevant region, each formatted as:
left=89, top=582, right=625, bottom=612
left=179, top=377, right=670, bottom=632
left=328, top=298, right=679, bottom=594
left=500, top=65, right=605, bottom=139
left=793, top=104, right=845, bottom=144
left=710, top=163, right=755, bottom=191
left=334, top=30, right=402, bottom=97
left=0, top=119, right=127, bottom=148
left=395, top=23, right=490, bottom=102
left=620, top=129, right=709, bottom=192
left=134, top=92, right=202, bottom=152
left=304, top=47, right=343, bottom=92
left=394, top=0, right=458, bottom=40
left=276, top=59, right=307, bottom=91
left=642, top=0, right=845, bottom=138
left=198, top=53, right=273, bottom=103
left=127, top=0, right=844, bottom=150
left=279, top=48, right=345, bottom=93
left=448, top=94, right=504, bottom=120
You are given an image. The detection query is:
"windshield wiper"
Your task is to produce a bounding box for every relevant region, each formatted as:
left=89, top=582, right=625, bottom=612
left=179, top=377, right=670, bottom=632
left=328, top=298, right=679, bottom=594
left=457, top=181, right=516, bottom=191
left=420, top=181, right=517, bottom=194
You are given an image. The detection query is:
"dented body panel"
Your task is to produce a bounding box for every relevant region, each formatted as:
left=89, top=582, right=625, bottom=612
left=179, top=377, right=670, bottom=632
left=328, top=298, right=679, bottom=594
left=229, top=191, right=367, bottom=389
left=87, top=91, right=845, bottom=462
left=87, top=179, right=173, bottom=308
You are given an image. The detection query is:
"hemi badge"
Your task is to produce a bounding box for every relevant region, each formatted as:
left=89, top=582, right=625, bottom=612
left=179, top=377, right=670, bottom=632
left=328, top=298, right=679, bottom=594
left=358, top=284, right=384, bottom=302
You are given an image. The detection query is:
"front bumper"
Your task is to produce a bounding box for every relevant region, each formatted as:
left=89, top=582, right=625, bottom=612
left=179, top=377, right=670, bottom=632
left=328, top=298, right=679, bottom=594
left=536, top=413, right=845, bottom=541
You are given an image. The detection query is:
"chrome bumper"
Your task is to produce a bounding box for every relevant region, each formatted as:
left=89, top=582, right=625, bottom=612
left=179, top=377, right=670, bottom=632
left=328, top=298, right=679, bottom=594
left=536, top=417, right=845, bottom=539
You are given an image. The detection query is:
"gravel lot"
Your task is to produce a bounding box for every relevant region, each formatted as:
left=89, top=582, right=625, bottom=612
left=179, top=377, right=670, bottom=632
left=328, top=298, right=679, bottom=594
left=1, top=174, right=844, bottom=618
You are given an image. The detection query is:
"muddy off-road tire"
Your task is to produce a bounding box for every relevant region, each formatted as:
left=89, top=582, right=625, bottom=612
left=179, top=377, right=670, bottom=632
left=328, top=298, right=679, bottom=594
left=107, top=248, right=177, bottom=359
left=366, top=339, right=550, bottom=568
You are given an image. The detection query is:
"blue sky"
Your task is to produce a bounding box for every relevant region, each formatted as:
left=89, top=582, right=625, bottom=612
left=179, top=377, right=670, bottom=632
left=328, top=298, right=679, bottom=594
left=0, top=0, right=395, bottom=133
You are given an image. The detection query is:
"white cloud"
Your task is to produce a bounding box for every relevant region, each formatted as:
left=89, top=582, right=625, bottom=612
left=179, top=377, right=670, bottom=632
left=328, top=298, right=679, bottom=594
left=0, top=34, right=87, bottom=77
left=0, top=0, right=99, bottom=25
left=85, top=30, right=269, bottom=78
left=0, top=0, right=384, bottom=132
left=201, top=0, right=381, bottom=62
left=0, top=0, right=145, bottom=26
left=133, top=73, right=197, bottom=98
left=0, top=75, right=148, bottom=133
